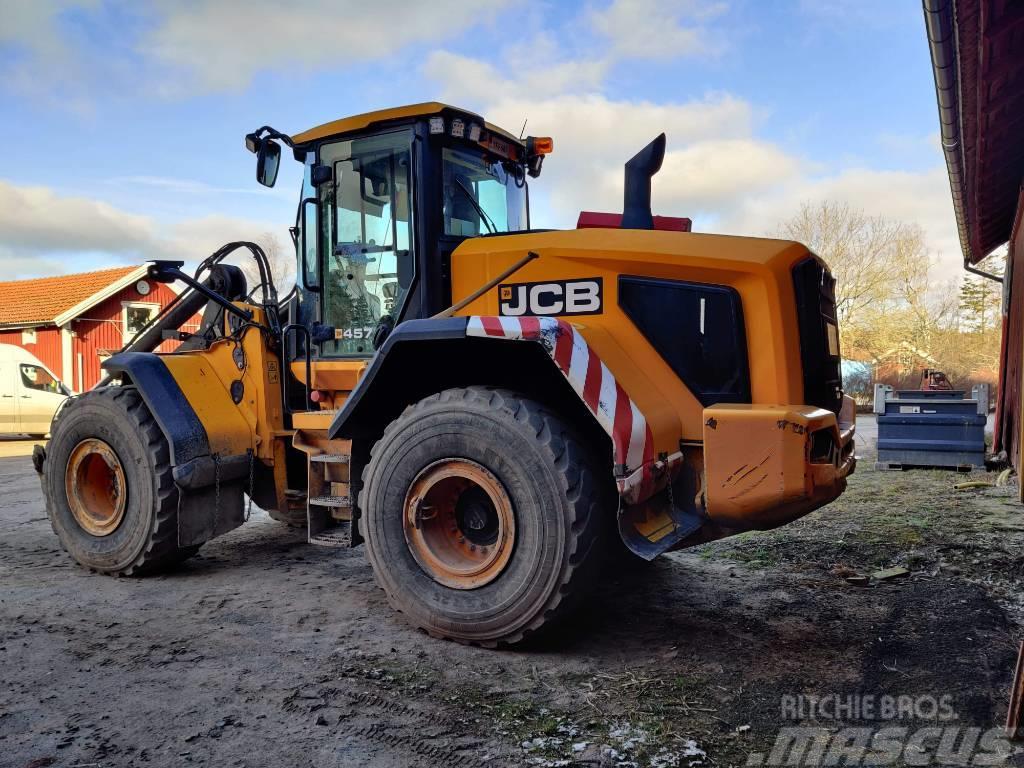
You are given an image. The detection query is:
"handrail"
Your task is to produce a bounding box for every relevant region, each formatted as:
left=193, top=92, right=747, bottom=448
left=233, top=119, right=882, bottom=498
left=282, top=324, right=314, bottom=412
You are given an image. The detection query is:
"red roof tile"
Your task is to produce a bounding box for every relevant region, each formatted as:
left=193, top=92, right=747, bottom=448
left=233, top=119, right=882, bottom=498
left=0, top=266, right=141, bottom=326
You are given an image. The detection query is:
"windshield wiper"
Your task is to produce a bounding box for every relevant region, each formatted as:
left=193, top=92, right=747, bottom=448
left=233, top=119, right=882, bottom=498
left=454, top=177, right=497, bottom=235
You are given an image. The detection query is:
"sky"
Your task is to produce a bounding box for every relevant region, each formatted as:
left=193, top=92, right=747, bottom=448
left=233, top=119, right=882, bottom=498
left=0, top=0, right=959, bottom=282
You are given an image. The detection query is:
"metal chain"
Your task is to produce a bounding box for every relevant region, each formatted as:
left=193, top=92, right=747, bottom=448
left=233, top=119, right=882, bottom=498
left=665, top=467, right=680, bottom=533
left=212, top=452, right=221, bottom=535
left=244, top=449, right=255, bottom=522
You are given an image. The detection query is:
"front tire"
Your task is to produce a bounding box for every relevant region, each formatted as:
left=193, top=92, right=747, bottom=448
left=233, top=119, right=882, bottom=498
left=360, top=387, right=610, bottom=646
left=42, top=387, right=198, bottom=575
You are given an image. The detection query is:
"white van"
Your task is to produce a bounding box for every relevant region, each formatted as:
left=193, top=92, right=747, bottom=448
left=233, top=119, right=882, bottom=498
left=0, top=344, right=72, bottom=437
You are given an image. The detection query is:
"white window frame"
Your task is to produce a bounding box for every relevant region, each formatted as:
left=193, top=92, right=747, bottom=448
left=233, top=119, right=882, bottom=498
left=22, top=327, right=36, bottom=345
left=122, top=301, right=160, bottom=345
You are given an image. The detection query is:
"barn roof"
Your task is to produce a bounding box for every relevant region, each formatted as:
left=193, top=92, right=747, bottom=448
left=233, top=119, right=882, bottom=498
left=925, top=0, right=1024, bottom=264
left=0, top=265, right=148, bottom=328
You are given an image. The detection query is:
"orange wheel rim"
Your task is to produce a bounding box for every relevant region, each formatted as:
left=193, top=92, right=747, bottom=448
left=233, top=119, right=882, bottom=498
left=65, top=438, right=127, bottom=537
left=403, top=459, right=515, bottom=590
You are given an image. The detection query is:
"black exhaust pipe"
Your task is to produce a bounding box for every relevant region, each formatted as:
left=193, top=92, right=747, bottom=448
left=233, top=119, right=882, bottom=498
left=621, top=133, right=666, bottom=230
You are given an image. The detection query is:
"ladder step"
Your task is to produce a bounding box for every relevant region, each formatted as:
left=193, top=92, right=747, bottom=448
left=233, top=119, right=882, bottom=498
left=309, top=495, right=351, bottom=508
left=311, top=453, right=350, bottom=464
left=309, top=524, right=351, bottom=548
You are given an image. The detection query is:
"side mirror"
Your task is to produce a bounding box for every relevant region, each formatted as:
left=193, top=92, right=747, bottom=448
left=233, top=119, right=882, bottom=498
left=256, top=139, right=281, bottom=187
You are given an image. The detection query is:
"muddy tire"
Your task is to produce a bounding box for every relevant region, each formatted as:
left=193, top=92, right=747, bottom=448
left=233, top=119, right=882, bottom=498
left=42, top=387, right=198, bottom=575
left=360, top=386, right=610, bottom=646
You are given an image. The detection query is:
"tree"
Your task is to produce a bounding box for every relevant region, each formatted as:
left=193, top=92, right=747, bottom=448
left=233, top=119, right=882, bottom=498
left=230, top=231, right=296, bottom=299
left=957, top=253, right=1004, bottom=334
left=778, top=201, right=933, bottom=329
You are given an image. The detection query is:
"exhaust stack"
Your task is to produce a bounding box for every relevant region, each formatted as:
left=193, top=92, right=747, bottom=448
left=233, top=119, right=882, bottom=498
left=621, top=133, right=666, bottom=230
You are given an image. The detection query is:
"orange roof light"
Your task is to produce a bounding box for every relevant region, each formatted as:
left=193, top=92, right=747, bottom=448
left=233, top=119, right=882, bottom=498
left=527, top=136, right=554, bottom=155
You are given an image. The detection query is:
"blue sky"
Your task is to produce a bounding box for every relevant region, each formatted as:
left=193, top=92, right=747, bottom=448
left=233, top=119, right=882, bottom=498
left=0, top=0, right=958, bottom=282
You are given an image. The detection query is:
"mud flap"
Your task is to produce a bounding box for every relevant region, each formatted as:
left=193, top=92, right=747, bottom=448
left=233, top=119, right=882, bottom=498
left=173, top=453, right=250, bottom=548
left=177, top=482, right=246, bottom=548
left=617, top=496, right=703, bottom=560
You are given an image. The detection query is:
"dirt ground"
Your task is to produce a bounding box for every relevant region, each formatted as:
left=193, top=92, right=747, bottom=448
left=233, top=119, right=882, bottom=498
left=2, top=417, right=1024, bottom=767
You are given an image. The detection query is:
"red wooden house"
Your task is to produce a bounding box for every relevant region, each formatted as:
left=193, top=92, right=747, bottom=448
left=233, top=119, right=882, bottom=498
left=0, top=265, right=199, bottom=392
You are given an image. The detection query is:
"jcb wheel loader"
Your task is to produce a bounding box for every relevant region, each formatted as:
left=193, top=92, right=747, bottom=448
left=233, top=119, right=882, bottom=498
left=35, top=103, right=856, bottom=646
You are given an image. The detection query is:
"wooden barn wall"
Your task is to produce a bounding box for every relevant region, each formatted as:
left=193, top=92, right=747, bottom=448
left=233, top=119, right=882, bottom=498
left=999, top=188, right=1024, bottom=474
left=0, top=327, right=64, bottom=378
left=70, top=282, right=200, bottom=391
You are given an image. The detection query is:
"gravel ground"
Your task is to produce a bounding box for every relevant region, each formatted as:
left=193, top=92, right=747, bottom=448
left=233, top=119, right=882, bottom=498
left=1, top=418, right=1022, bottom=767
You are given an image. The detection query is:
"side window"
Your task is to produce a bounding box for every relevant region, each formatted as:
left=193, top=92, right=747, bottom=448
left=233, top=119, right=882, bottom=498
left=20, top=364, right=60, bottom=394
left=319, top=131, right=414, bottom=356
left=123, top=303, right=159, bottom=344
left=619, top=276, right=751, bottom=405
left=299, top=152, right=319, bottom=290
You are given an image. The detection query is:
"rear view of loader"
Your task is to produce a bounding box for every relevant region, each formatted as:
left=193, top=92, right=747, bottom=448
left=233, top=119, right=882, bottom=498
left=36, top=103, right=854, bottom=645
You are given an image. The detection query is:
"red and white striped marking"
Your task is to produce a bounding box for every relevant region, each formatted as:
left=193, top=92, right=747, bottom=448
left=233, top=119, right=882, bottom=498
left=467, top=316, right=671, bottom=504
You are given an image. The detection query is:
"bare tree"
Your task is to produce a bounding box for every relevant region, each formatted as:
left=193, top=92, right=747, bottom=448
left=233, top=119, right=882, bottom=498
left=778, top=201, right=929, bottom=327
left=229, top=231, right=296, bottom=299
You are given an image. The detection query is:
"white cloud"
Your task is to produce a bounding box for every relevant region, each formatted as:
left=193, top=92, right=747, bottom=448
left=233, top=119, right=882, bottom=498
left=0, top=180, right=155, bottom=255
left=457, top=91, right=784, bottom=225
left=720, top=166, right=963, bottom=272
left=425, top=50, right=609, bottom=103
left=425, top=53, right=963, bottom=272
left=144, top=0, right=511, bottom=93
left=0, top=180, right=282, bottom=280
left=588, top=0, right=727, bottom=59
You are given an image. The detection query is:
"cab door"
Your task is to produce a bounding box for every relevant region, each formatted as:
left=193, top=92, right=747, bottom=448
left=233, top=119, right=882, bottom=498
left=16, top=362, right=67, bottom=435
left=0, top=361, right=16, bottom=434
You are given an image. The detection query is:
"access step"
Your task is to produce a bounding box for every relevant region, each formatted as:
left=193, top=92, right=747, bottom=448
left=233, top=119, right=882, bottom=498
left=309, top=495, right=351, bottom=508
left=311, top=453, right=350, bottom=465
left=309, top=522, right=351, bottom=548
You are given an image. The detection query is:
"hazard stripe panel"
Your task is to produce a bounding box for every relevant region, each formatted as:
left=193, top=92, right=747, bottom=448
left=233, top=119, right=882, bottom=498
left=466, top=316, right=668, bottom=505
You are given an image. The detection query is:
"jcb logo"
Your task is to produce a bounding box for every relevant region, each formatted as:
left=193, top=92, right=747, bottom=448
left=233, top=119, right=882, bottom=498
left=498, top=278, right=603, bottom=317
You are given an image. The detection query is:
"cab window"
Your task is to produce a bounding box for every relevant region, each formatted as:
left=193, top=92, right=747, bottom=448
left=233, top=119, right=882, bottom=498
left=319, top=130, right=414, bottom=356
left=442, top=147, right=527, bottom=236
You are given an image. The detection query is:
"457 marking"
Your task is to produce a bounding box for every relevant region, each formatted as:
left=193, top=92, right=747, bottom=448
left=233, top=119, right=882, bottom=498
left=334, top=326, right=375, bottom=341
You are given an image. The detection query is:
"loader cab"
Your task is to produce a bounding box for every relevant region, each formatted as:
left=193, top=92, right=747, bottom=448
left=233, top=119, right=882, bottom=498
left=268, top=103, right=545, bottom=359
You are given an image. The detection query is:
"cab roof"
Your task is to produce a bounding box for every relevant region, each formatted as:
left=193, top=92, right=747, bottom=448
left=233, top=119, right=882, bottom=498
left=291, top=102, right=524, bottom=147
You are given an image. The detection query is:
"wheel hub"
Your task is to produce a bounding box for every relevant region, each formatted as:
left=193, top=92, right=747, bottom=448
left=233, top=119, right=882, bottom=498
left=403, top=459, right=515, bottom=590
left=65, top=438, right=127, bottom=537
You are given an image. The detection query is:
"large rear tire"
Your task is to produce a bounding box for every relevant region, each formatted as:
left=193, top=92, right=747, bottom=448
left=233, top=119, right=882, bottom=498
left=42, top=387, right=198, bottom=575
left=360, top=387, right=610, bottom=646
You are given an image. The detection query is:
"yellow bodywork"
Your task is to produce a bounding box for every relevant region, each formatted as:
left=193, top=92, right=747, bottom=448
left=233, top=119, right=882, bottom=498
left=450, top=228, right=855, bottom=529
left=154, top=229, right=853, bottom=534
left=159, top=306, right=292, bottom=512
left=703, top=403, right=855, bottom=528
left=451, top=229, right=810, bottom=453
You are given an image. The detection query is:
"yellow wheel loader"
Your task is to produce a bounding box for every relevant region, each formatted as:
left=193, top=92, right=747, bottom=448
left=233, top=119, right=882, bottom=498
left=35, top=103, right=855, bottom=646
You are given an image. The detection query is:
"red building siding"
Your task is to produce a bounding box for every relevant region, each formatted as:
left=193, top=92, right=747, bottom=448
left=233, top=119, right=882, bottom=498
left=0, top=327, right=64, bottom=378
left=996, top=188, right=1024, bottom=469
left=69, top=281, right=199, bottom=391
left=0, top=280, right=202, bottom=393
